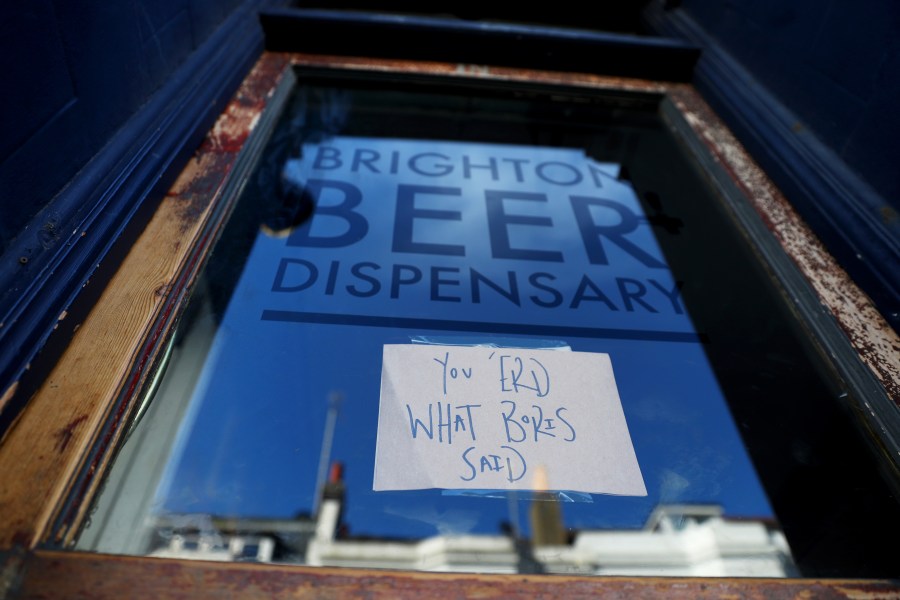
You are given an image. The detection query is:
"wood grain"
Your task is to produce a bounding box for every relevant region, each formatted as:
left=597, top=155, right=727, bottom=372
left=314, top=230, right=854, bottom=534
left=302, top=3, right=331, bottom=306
left=12, top=550, right=900, bottom=599
left=0, top=53, right=290, bottom=550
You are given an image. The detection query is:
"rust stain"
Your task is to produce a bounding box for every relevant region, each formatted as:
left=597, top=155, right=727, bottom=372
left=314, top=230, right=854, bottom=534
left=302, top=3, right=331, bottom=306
left=53, top=414, right=88, bottom=453
left=0, top=381, right=19, bottom=414
left=10, top=530, right=30, bottom=547
left=170, top=153, right=236, bottom=230
left=290, top=53, right=667, bottom=95
left=479, top=64, right=667, bottom=94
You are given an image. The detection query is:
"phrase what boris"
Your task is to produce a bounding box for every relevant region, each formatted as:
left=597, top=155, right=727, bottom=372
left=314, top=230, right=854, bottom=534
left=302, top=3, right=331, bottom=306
left=405, top=351, right=576, bottom=484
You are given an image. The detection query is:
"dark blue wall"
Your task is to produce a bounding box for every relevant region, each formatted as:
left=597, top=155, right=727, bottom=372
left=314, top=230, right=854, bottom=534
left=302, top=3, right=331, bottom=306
left=0, top=0, right=245, bottom=251
left=679, top=0, right=900, bottom=213
left=0, top=0, right=265, bottom=432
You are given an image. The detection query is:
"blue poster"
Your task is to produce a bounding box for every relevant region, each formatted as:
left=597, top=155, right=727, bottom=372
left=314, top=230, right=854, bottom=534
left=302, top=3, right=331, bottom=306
left=263, top=137, right=693, bottom=339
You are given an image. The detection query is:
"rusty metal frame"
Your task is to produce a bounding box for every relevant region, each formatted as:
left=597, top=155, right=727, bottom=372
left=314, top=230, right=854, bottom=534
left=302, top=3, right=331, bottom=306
left=1, top=52, right=899, bottom=598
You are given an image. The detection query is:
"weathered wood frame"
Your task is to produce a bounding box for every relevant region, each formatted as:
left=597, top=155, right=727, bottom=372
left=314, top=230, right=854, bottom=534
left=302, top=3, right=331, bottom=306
left=1, top=52, right=898, bottom=599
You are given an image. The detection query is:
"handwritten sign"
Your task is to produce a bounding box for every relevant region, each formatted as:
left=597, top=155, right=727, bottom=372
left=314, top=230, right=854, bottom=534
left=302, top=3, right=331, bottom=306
left=374, top=344, right=647, bottom=495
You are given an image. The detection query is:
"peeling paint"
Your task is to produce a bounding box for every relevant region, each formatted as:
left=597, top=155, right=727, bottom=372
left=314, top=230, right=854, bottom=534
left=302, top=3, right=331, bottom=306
left=53, top=415, right=88, bottom=453
left=666, top=86, right=900, bottom=409
left=167, top=54, right=292, bottom=234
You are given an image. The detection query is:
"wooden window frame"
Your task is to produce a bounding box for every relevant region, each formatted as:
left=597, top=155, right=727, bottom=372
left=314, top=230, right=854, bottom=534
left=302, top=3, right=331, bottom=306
left=1, top=52, right=898, bottom=598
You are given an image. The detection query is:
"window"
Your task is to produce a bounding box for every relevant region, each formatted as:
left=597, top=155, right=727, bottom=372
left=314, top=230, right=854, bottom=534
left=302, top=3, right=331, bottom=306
left=4, top=51, right=899, bottom=596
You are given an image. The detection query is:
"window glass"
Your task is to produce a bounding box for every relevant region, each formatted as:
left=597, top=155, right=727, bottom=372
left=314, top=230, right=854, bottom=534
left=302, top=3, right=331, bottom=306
left=77, top=72, right=896, bottom=577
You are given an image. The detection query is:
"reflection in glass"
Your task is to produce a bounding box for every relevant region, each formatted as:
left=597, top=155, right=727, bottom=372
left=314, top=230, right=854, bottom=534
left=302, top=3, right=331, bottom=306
left=76, top=76, right=813, bottom=577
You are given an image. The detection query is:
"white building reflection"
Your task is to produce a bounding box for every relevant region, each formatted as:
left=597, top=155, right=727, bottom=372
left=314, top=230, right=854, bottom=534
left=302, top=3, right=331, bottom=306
left=148, top=466, right=796, bottom=577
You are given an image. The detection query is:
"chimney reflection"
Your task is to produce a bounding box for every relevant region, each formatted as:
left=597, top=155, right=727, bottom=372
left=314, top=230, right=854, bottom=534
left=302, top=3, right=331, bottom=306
left=529, top=466, right=566, bottom=547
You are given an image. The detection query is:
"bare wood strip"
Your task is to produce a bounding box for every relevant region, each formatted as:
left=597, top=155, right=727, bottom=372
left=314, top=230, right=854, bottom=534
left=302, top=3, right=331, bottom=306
left=0, top=53, right=290, bottom=549
left=13, top=550, right=900, bottom=600
left=0, top=54, right=896, bottom=599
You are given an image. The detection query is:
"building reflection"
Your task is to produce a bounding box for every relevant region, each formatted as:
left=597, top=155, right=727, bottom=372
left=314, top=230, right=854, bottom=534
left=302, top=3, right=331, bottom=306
left=148, top=462, right=797, bottom=577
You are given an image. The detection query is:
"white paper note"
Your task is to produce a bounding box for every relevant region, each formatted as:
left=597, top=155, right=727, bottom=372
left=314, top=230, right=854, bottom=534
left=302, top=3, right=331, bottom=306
left=374, top=344, right=646, bottom=496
